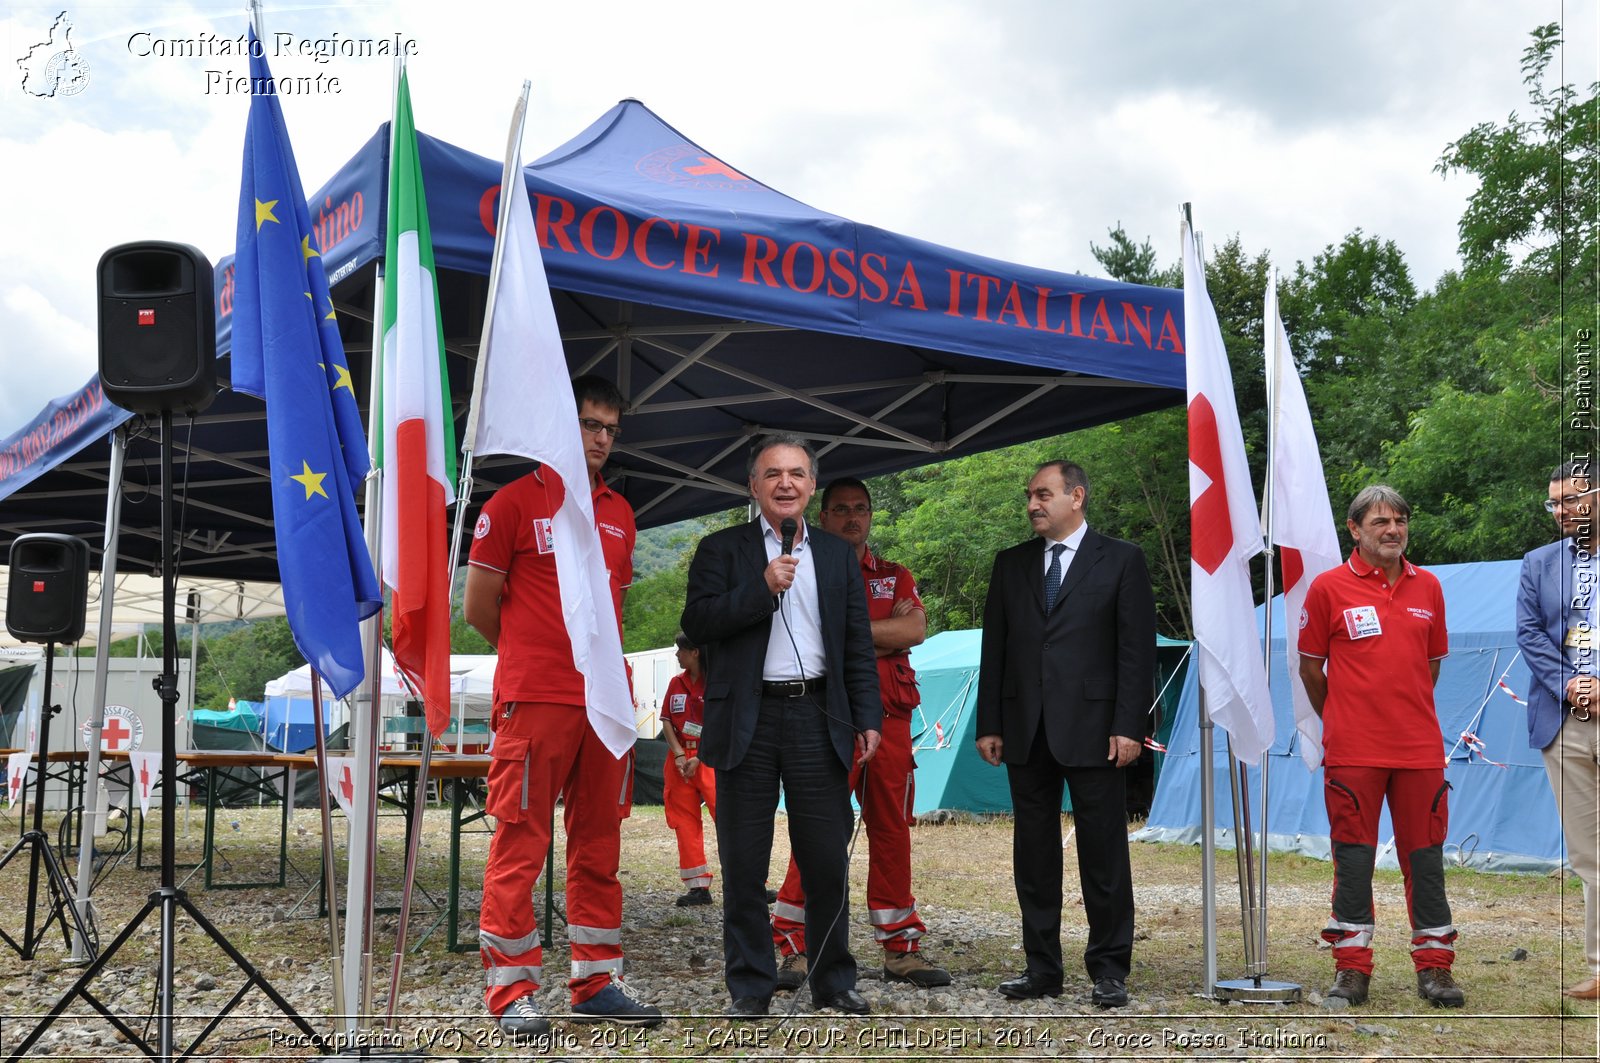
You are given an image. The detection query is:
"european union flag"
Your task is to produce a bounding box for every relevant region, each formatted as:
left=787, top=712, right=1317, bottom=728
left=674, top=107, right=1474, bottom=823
left=230, top=30, right=379, bottom=699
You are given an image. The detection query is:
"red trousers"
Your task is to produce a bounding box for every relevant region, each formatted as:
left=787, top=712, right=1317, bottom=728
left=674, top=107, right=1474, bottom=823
left=663, top=748, right=717, bottom=887
left=479, top=702, right=632, bottom=1014
left=772, top=709, right=925, bottom=955
left=1321, top=764, right=1456, bottom=975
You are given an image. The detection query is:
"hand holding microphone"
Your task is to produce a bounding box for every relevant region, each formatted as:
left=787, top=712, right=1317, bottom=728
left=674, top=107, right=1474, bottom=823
left=765, top=517, right=799, bottom=598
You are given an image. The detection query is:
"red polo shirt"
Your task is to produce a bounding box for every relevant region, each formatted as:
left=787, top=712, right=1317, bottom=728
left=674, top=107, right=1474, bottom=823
left=468, top=467, right=636, bottom=708
left=861, top=546, right=923, bottom=716
left=659, top=671, right=706, bottom=745
left=1299, top=551, right=1448, bottom=768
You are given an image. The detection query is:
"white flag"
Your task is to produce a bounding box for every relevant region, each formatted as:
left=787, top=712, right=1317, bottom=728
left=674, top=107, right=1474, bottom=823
left=1184, top=215, right=1273, bottom=764
left=128, top=749, right=161, bottom=816
left=1265, top=282, right=1341, bottom=769
left=324, top=755, right=357, bottom=820
left=468, top=128, right=636, bottom=758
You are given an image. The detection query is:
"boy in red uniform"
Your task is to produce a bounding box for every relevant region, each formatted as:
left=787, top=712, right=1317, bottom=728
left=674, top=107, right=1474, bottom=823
left=769, top=478, right=951, bottom=990
left=660, top=631, right=717, bottom=906
left=465, top=376, right=661, bottom=1035
left=1298, top=485, right=1464, bottom=1009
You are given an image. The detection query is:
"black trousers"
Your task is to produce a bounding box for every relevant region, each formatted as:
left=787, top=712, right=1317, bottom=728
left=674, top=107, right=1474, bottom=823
left=716, top=694, right=856, bottom=1000
left=1005, top=725, right=1134, bottom=983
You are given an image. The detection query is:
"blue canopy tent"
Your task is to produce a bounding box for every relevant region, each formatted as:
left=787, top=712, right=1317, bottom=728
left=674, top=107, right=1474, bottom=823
left=262, top=693, right=338, bottom=753
left=0, top=99, right=1185, bottom=581
left=1137, top=559, right=1565, bottom=873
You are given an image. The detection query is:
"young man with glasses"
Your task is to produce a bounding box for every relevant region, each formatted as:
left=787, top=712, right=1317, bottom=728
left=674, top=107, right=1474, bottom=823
left=769, top=478, right=952, bottom=992
left=466, top=375, right=660, bottom=1034
left=1517, top=460, right=1600, bottom=1000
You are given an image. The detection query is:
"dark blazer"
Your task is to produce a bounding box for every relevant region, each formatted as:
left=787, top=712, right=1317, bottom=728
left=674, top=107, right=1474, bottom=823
left=1516, top=537, right=1584, bottom=751
left=681, top=519, right=883, bottom=771
left=975, top=528, right=1156, bottom=767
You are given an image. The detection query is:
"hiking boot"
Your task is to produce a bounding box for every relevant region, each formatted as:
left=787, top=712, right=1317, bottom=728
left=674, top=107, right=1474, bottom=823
left=571, top=979, right=664, bottom=1026
left=675, top=886, right=713, bottom=907
left=1325, top=968, right=1370, bottom=1006
left=1416, top=967, right=1465, bottom=1007
left=883, top=949, right=951, bottom=987
left=496, top=995, right=550, bottom=1037
left=775, top=951, right=808, bottom=992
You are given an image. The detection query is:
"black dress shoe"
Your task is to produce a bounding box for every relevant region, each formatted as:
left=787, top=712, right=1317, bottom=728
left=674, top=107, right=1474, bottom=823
left=1092, top=977, right=1129, bottom=1008
left=812, top=988, right=870, bottom=1014
left=728, top=995, right=770, bottom=1017
left=997, top=971, right=1063, bottom=999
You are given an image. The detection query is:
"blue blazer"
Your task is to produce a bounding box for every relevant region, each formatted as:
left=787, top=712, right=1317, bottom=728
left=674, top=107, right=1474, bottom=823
left=1516, top=537, right=1586, bottom=750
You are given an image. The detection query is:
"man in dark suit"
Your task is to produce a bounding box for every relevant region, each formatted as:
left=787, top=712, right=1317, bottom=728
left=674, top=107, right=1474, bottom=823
left=1516, top=460, right=1600, bottom=1000
left=975, top=459, right=1155, bottom=1009
left=682, top=434, right=883, bottom=1017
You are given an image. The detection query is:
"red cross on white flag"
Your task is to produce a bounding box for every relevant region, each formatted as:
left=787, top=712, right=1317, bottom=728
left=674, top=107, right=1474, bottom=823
left=324, top=755, right=357, bottom=820
left=127, top=751, right=161, bottom=817
left=6, top=751, right=32, bottom=809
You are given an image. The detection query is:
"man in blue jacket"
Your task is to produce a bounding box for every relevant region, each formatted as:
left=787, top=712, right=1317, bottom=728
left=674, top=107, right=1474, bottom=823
left=1516, top=460, right=1600, bottom=1000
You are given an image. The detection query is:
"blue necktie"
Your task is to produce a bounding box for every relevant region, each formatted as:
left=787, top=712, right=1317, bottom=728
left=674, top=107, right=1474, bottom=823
left=1044, top=543, right=1067, bottom=613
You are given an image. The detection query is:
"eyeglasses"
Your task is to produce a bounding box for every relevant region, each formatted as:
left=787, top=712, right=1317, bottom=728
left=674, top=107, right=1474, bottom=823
left=825, top=504, right=871, bottom=517
left=1542, top=486, right=1593, bottom=512
left=1545, top=486, right=1600, bottom=513
left=579, top=417, right=622, bottom=440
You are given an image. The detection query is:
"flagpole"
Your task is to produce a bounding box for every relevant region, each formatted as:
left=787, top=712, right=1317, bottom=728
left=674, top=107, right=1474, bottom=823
left=1254, top=270, right=1284, bottom=978
left=307, top=670, right=347, bottom=1021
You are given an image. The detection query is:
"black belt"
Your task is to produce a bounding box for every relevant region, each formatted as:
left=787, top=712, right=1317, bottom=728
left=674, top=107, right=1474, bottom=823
left=761, top=677, right=826, bottom=698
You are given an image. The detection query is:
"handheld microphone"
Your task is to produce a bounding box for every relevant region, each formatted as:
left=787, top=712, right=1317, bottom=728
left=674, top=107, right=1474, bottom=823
left=780, top=518, right=797, bottom=557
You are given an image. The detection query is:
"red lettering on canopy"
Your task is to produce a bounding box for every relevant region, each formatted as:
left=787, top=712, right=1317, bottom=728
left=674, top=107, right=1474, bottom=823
left=479, top=186, right=499, bottom=237
left=1120, top=303, right=1154, bottom=348
left=781, top=242, right=824, bottom=294
left=1067, top=292, right=1086, bottom=337
left=534, top=194, right=577, bottom=253
left=682, top=225, right=720, bottom=277
left=967, top=273, right=1002, bottom=322
left=892, top=262, right=926, bottom=310
left=579, top=205, right=628, bottom=261
left=1088, top=299, right=1120, bottom=343
left=1188, top=393, right=1232, bottom=575
left=826, top=248, right=857, bottom=298
left=944, top=269, right=964, bottom=318
left=741, top=234, right=780, bottom=286
left=996, top=282, right=1031, bottom=329
left=1035, top=288, right=1067, bottom=334
left=1157, top=310, right=1185, bottom=353
left=633, top=217, right=679, bottom=270
left=860, top=254, right=889, bottom=303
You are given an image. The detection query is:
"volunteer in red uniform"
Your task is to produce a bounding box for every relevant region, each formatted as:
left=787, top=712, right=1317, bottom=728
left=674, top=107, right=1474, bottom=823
left=769, top=478, right=952, bottom=990
left=1298, top=484, right=1464, bottom=1009
left=660, top=631, right=717, bottom=906
left=465, top=376, right=662, bottom=1035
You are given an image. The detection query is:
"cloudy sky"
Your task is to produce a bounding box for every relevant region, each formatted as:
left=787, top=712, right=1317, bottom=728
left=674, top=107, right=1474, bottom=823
left=1, top=0, right=1592, bottom=435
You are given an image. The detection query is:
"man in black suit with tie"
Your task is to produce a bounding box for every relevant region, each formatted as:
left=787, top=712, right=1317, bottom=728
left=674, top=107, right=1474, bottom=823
left=682, top=433, right=883, bottom=1017
left=975, top=459, right=1155, bottom=1009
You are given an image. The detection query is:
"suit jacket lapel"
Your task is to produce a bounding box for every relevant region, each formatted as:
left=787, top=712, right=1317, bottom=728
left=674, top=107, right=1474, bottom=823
left=1026, top=538, right=1047, bottom=613
left=1053, top=529, right=1105, bottom=608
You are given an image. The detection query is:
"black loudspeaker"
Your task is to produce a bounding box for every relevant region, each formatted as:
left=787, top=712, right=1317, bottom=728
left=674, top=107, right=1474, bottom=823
left=6, top=534, right=90, bottom=644
left=97, top=241, right=216, bottom=415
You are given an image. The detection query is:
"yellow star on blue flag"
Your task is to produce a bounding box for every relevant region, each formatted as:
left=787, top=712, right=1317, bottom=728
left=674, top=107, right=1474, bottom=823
left=228, top=27, right=379, bottom=700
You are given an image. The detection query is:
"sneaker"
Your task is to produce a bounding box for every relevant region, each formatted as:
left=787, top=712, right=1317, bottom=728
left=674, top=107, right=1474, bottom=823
left=572, top=979, right=664, bottom=1026
left=1325, top=968, right=1370, bottom=1006
left=775, top=951, right=808, bottom=992
left=496, top=995, right=550, bottom=1037
left=675, top=886, right=713, bottom=907
left=1416, top=967, right=1465, bottom=1008
left=883, top=949, right=952, bottom=987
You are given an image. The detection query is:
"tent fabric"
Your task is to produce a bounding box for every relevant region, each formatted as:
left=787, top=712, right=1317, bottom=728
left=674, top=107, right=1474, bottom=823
left=1137, top=559, right=1566, bottom=873
left=192, top=704, right=263, bottom=733
left=262, top=694, right=340, bottom=753
left=0, top=99, right=1185, bottom=588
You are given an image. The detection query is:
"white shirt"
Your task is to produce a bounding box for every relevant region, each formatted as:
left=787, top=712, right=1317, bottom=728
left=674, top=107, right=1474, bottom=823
left=760, top=515, right=827, bottom=681
left=1041, top=521, right=1089, bottom=591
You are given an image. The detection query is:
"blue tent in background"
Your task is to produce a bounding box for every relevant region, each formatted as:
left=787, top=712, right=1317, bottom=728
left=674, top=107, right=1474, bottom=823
left=262, top=694, right=336, bottom=753
left=1137, top=559, right=1564, bottom=873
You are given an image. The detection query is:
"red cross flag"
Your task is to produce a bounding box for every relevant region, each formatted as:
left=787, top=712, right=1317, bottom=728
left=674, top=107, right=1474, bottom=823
left=324, top=755, right=357, bottom=820
left=127, top=750, right=161, bottom=817
left=1184, top=213, right=1272, bottom=765
left=1265, top=281, right=1340, bottom=770
left=6, top=751, right=32, bottom=808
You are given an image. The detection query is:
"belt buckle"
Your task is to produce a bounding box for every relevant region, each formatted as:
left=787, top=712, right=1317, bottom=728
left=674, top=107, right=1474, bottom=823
left=1574, top=703, right=1594, bottom=722
left=780, top=680, right=804, bottom=698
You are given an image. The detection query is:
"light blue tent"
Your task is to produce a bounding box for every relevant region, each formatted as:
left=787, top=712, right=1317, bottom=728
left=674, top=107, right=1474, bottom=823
left=1136, top=559, right=1565, bottom=873
left=262, top=694, right=337, bottom=753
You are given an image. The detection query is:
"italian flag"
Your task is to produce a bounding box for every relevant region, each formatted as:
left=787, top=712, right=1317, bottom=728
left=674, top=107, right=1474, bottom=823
left=379, top=69, right=457, bottom=737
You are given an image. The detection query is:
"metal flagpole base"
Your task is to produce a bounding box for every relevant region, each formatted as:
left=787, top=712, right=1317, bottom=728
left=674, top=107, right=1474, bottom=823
left=1212, top=977, right=1302, bottom=1003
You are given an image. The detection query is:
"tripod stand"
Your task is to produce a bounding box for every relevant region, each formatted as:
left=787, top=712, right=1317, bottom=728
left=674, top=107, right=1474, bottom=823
left=0, top=646, right=97, bottom=961
left=10, top=411, right=322, bottom=1061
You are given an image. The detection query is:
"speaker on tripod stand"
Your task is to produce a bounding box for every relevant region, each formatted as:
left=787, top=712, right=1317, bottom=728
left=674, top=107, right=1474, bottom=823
left=0, top=533, right=97, bottom=961
left=11, top=242, right=318, bottom=1061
